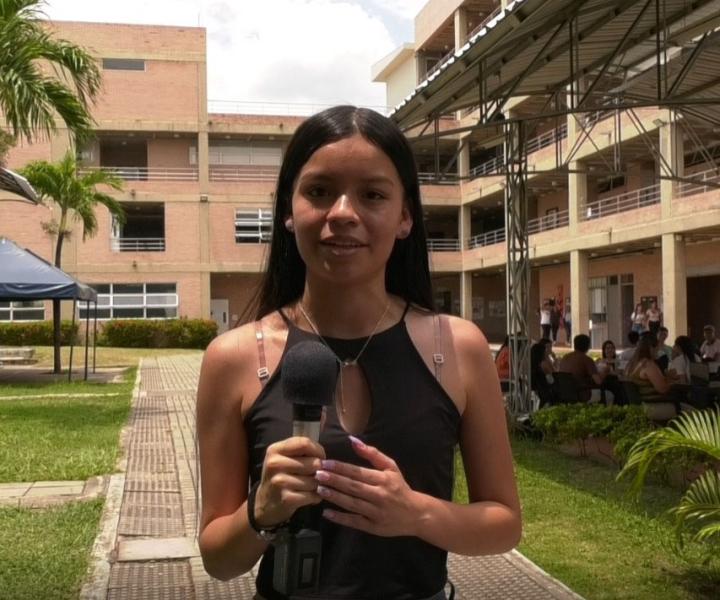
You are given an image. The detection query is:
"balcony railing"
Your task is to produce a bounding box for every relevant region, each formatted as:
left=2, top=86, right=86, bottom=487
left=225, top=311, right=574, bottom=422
left=427, top=238, right=460, bottom=251
left=210, top=165, right=280, bottom=182
left=468, top=228, right=506, bottom=249
left=80, top=166, right=198, bottom=182
left=467, top=6, right=504, bottom=41
left=582, top=183, right=660, bottom=221
left=468, top=124, right=568, bottom=178
left=676, top=166, right=720, bottom=199
left=418, top=172, right=459, bottom=185
left=208, top=100, right=391, bottom=117
left=528, top=209, right=569, bottom=234
left=111, top=237, right=165, bottom=252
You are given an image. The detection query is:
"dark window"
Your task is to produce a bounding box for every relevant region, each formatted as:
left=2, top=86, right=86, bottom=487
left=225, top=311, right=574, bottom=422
left=102, top=58, right=145, bottom=71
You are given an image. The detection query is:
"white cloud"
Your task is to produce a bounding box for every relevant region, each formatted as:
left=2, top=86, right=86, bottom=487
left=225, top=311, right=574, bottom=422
left=44, top=0, right=398, bottom=108
left=368, top=0, right=427, bottom=19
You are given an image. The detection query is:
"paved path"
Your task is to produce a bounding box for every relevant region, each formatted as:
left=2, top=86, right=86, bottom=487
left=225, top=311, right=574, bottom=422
left=82, top=355, right=583, bottom=600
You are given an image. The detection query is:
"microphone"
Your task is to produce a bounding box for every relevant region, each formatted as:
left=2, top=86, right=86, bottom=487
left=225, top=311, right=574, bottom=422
left=282, top=340, right=338, bottom=441
left=274, top=340, right=338, bottom=596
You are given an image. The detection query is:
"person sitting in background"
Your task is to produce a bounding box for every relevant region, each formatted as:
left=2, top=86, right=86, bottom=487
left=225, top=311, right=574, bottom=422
left=495, top=335, right=510, bottom=381
left=618, top=330, right=640, bottom=365
left=531, top=342, right=557, bottom=408
left=667, top=335, right=701, bottom=384
left=541, top=337, right=558, bottom=372
left=700, top=325, right=720, bottom=362
left=625, top=332, right=675, bottom=420
left=655, top=326, right=672, bottom=372
left=596, top=340, right=617, bottom=374
left=558, top=334, right=606, bottom=403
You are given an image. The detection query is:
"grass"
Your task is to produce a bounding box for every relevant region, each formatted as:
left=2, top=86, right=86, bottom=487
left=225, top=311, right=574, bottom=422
left=454, top=437, right=720, bottom=599
left=0, top=499, right=104, bottom=600
left=0, top=369, right=135, bottom=482
left=30, top=345, right=201, bottom=368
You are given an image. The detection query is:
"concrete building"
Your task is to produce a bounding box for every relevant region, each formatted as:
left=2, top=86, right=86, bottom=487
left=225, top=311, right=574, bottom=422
left=1, top=10, right=719, bottom=348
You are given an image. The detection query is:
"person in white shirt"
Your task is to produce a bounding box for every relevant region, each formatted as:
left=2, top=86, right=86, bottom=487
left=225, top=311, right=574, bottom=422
left=618, top=330, right=640, bottom=365
left=700, top=325, right=720, bottom=362
left=667, top=335, right=700, bottom=383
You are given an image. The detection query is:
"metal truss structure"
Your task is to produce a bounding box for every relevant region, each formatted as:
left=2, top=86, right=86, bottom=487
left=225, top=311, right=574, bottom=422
left=390, top=0, right=720, bottom=415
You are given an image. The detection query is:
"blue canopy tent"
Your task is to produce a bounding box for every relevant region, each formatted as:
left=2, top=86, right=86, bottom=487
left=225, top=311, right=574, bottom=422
left=0, top=237, right=98, bottom=380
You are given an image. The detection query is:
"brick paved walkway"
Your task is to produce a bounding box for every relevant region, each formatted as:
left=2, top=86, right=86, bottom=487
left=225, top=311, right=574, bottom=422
left=82, top=355, right=583, bottom=600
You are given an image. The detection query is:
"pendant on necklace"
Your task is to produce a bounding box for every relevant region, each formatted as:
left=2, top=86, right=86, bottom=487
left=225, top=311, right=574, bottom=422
left=342, top=359, right=357, bottom=368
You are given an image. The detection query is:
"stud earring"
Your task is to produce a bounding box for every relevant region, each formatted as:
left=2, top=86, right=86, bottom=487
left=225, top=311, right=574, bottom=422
left=285, top=218, right=294, bottom=232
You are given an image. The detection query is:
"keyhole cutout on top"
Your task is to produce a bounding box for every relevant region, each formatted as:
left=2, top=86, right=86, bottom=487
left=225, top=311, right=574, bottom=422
left=336, top=363, right=372, bottom=436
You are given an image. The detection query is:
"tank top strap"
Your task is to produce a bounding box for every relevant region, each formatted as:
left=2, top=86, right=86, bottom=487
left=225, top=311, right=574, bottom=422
left=432, top=313, right=444, bottom=383
left=254, top=320, right=270, bottom=386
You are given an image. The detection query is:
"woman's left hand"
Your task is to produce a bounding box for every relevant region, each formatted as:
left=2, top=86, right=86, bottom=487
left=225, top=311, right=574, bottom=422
left=315, top=436, right=423, bottom=537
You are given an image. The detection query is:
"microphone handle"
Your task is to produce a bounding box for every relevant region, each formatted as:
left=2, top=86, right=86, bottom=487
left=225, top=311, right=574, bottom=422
left=293, top=420, right=321, bottom=442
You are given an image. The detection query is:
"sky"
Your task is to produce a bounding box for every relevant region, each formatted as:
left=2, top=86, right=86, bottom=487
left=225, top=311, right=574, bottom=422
left=43, top=0, right=428, bottom=109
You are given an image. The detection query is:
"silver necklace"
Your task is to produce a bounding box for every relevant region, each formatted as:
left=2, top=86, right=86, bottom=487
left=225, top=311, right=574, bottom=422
left=297, top=301, right=391, bottom=413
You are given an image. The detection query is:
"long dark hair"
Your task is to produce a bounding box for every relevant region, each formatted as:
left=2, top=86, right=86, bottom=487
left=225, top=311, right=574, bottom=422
left=601, top=340, right=615, bottom=359
left=674, top=335, right=699, bottom=363
left=247, top=105, right=433, bottom=320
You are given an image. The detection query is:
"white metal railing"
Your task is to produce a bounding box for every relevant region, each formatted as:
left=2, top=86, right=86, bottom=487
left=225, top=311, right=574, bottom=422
left=676, top=166, right=720, bottom=198
left=425, top=49, right=456, bottom=80
left=427, top=238, right=460, bottom=251
left=110, top=237, right=166, bottom=252
left=210, top=165, right=280, bottom=182
left=528, top=209, right=569, bottom=234
left=418, top=172, right=459, bottom=185
left=468, top=228, right=506, bottom=249
left=80, top=166, right=198, bottom=182
left=467, top=6, right=503, bottom=41
left=582, top=183, right=661, bottom=220
left=208, top=100, right=391, bottom=117
left=468, top=124, right=568, bottom=178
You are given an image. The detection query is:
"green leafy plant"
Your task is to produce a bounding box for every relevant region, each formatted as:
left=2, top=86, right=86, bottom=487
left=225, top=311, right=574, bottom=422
left=99, top=318, right=217, bottom=349
left=618, top=407, right=720, bottom=562
left=0, top=319, right=78, bottom=345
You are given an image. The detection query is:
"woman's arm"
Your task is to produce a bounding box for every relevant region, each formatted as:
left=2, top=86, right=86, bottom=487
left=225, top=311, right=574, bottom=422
left=196, top=332, right=267, bottom=579
left=643, top=360, right=671, bottom=395
left=317, top=319, right=521, bottom=555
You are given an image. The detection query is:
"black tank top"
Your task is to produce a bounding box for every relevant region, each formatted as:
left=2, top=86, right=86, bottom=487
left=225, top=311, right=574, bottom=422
left=244, top=307, right=461, bottom=599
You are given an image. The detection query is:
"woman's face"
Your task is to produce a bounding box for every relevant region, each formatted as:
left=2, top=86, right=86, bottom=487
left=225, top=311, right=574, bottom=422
left=287, top=134, right=412, bottom=287
left=604, top=343, right=616, bottom=358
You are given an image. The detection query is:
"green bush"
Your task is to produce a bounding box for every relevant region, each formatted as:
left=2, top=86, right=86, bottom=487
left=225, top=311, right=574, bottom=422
left=0, top=320, right=79, bottom=345
left=99, top=318, right=217, bottom=349
left=533, top=404, right=653, bottom=458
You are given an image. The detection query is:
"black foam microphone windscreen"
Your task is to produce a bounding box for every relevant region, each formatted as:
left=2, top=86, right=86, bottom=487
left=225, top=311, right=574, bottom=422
left=282, top=340, right=338, bottom=440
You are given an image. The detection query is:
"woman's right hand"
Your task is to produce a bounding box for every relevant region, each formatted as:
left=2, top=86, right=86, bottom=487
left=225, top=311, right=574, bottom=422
left=253, top=437, right=326, bottom=528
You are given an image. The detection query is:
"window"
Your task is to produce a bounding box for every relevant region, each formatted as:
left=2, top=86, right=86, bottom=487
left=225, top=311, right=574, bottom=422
left=111, top=202, right=165, bottom=251
left=102, top=58, right=145, bottom=71
left=235, top=209, right=273, bottom=243
left=79, top=283, right=178, bottom=319
left=0, top=300, right=45, bottom=321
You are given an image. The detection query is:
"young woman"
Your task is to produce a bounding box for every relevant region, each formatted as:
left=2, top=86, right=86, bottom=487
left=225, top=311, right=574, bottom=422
left=596, top=340, right=617, bottom=374
left=668, top=335, right=700, bottom=383
left=630, top=303, right=645, bottom=334
left=196, top=106, right=521, bottom=599
left=626, top=334, right=674, bottom=420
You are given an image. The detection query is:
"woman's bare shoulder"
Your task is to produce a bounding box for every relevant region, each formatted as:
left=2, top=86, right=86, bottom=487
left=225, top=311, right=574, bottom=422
left=407, top=307, right=490, bottom=358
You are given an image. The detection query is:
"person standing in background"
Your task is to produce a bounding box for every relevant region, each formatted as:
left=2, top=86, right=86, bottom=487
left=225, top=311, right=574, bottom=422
left=645, top=300, right=663, bottom=335
left=563, top=299, right=572, bottom=345
left=539, top=301, right=551, bottom=340
left=549, top=299, right=560, bottom=343
left=631, top=303, right=646, bottom=334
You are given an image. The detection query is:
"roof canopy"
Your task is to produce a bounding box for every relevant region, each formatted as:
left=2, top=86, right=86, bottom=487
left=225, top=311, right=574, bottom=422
left=392, top=0, right=720, bottom=129
left=0, top=238, right=97, bottom=302
left=0, top=167, right=39, bottom=204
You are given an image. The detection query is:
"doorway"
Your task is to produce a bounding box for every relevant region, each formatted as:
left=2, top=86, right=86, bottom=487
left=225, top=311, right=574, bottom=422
left=210, top=299, right=230, bottom=335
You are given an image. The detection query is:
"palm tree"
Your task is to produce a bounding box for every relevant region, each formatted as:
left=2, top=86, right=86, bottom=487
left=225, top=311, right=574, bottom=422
left=618, top=407, right=720, bottom=560
left=0, top=0, right=101, bottom=146
left=21, top=152, right=125, bottom=373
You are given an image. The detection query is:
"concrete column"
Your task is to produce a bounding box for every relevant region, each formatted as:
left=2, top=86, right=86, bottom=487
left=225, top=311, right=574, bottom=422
left=568, top=164, right=587, bottom=235
left=454, top=8, right=467, bottom=50
left=459, top=203, right=472, bottom=320
left=662, top=233, right=687, bottom=337
left=659, top=111, right=684, bottom=219
left=198, top=131, right=209, bottom=189
left=200, top=271, right=211, bottom=319
left=458, top=138, right=470, bottom=179
left=570, top=250, right=589, bottom=337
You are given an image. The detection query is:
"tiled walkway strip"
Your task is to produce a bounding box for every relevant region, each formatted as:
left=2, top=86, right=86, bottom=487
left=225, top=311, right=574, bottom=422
left=83, top=354, right=583, bottom=599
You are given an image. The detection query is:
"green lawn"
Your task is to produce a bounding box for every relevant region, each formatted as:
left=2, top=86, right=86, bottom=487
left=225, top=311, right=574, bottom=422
left=0, top=369, right=135, bottom=482
left=0, top=499, right=104, bottom=600
left=496, top=438, right=720, bottom=599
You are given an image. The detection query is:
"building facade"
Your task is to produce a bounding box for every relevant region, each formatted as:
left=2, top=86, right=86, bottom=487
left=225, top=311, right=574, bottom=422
left=1, top=9, right=719, bottom=347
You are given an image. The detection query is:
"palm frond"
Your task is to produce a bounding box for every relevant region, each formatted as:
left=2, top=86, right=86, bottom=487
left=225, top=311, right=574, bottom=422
left=670, top=470, right=720, bottom=546
left=617, top=407, right=720, bottom=498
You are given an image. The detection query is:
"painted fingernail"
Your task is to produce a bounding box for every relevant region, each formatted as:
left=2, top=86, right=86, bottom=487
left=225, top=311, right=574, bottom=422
left=349, top=435, right=366, bottom=449
left=323, top=509, right=336, bottom=519
left=316, top=485, right=331, bottom=497
left=315, top=470, right=330, bottom=482
left=321, top=459, right=336, bottom=470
